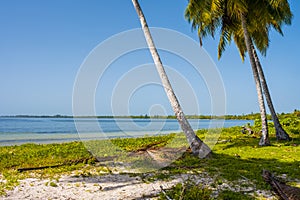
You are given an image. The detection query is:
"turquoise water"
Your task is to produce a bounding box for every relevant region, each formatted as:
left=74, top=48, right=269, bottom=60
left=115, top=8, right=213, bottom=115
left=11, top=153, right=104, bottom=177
left=0, top=117, right=252, bottom=146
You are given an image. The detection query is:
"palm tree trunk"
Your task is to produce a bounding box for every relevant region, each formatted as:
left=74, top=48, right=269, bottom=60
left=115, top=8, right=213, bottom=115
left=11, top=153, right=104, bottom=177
left=251, top=48, right=290, bottom=141
left=240, top=13, right=270, bottom=146
left=131, top=0, right=211, bottom=158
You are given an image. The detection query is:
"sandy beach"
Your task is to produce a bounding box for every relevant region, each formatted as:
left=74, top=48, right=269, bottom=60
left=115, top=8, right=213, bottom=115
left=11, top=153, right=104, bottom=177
left=3, top=174, right=178, bottom=200
left=2, top=171, right=277, bottom=200
left=2, top=172, right=193, bottom=200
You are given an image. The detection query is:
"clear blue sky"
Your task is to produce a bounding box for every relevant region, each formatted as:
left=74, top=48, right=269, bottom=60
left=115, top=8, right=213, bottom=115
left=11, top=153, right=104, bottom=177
left=0, top=0, right=299, bottom=116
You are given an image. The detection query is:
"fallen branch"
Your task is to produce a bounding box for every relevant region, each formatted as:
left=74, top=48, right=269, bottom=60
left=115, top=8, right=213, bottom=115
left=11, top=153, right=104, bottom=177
left=262, top=169, right=300, bottom=200
left=17, top=157, right=94, bottom=172
left=241, top=126, right=253, bottom=135
left=132, top=141, right=167, bottom=152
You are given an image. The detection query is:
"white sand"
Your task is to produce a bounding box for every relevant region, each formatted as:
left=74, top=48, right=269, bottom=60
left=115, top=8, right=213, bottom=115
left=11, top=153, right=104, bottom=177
left=2, top=172, right=278, bottom=200
left=2, top=174, right=181, bottom=200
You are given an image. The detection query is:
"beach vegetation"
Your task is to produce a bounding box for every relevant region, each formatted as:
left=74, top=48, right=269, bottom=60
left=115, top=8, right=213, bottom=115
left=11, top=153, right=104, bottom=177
left=49, top=181, right=58, bottom=187
left=159, top=181, right=213, bottom=200
left=0, top=112, right=299, bottom=198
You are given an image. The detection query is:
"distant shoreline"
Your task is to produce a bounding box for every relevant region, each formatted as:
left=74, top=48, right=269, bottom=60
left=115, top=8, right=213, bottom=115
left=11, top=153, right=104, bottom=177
left=0, top=113, right=269, bottom=120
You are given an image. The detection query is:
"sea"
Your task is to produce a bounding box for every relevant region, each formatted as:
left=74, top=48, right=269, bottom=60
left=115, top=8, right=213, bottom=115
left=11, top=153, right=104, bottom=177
left=0, top=117, right=252, bottom=146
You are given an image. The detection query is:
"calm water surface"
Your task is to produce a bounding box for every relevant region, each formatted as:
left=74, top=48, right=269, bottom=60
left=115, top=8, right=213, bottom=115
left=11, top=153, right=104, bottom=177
left=0, top=117, right=252, bottom=146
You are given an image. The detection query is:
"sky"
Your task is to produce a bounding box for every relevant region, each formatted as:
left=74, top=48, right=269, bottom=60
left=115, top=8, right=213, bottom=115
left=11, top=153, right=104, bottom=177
left=0, top=0, right=299, bottom=116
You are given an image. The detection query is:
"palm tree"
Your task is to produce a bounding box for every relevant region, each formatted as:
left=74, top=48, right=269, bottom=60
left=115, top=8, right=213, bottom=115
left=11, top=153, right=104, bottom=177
left=234, top=0, right=292, bottom=141
left=253, top=49, right=290, bottom=141
left=240, top=13, right=270, bottom=145
left=185, top=0, right=292, bottom=144
left=186, top=0, right=269, bottom=145
left=250, top=0, right=292, bottom=140
left=131, top=0, right=212, bottom=158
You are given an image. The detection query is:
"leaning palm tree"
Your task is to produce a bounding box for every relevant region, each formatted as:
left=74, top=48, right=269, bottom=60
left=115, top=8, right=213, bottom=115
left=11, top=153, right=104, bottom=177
left=240, top=12, right=270, bottom=145
left=186, top=0, right=269, bottom=145
left=186, top=0, right=292, bottom=144
left=131, top=0, right=212, bottom=158
left=250, top=0, right=292, bottom=141
left=232, top=0, right=292, bottom=141
left=254, top=50, right=290, bottom=141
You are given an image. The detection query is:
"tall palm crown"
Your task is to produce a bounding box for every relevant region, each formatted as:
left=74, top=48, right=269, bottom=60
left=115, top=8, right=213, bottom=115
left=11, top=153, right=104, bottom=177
left=185, top=0, right=292, bottom=60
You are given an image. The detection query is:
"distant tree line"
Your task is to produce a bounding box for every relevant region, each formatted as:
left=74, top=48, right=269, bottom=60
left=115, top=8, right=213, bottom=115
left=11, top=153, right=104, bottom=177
left=2, top=110, right=299, bottom=121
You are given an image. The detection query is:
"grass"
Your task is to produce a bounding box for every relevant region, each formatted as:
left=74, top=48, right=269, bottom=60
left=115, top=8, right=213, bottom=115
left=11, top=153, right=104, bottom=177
left=159, top=181, right=213, bottom=200
left=0, top=115, right=299, bottom=198
left=169, top=126, right=300, bottom=186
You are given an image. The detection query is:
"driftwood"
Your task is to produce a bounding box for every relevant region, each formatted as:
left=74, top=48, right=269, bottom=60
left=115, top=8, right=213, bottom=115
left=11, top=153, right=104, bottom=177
left=17, top=157, right=94, bottom=172
left=241, top=126, right=253, bottom=135
left=262, top=170, right=300, bottom=200
left=131, top=141, right=167, bottom=152
left=18, top=164, right=64, bottom=172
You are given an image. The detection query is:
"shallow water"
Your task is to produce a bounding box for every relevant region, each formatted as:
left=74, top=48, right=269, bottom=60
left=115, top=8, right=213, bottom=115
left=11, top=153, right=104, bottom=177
left=0, top=117, right=252, bottom=146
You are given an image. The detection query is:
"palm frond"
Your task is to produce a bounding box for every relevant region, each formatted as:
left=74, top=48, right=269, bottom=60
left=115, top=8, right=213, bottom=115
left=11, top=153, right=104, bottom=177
left=218, top=26, right=232, bottom=59
left=185, top=0, right=293, bottom=62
